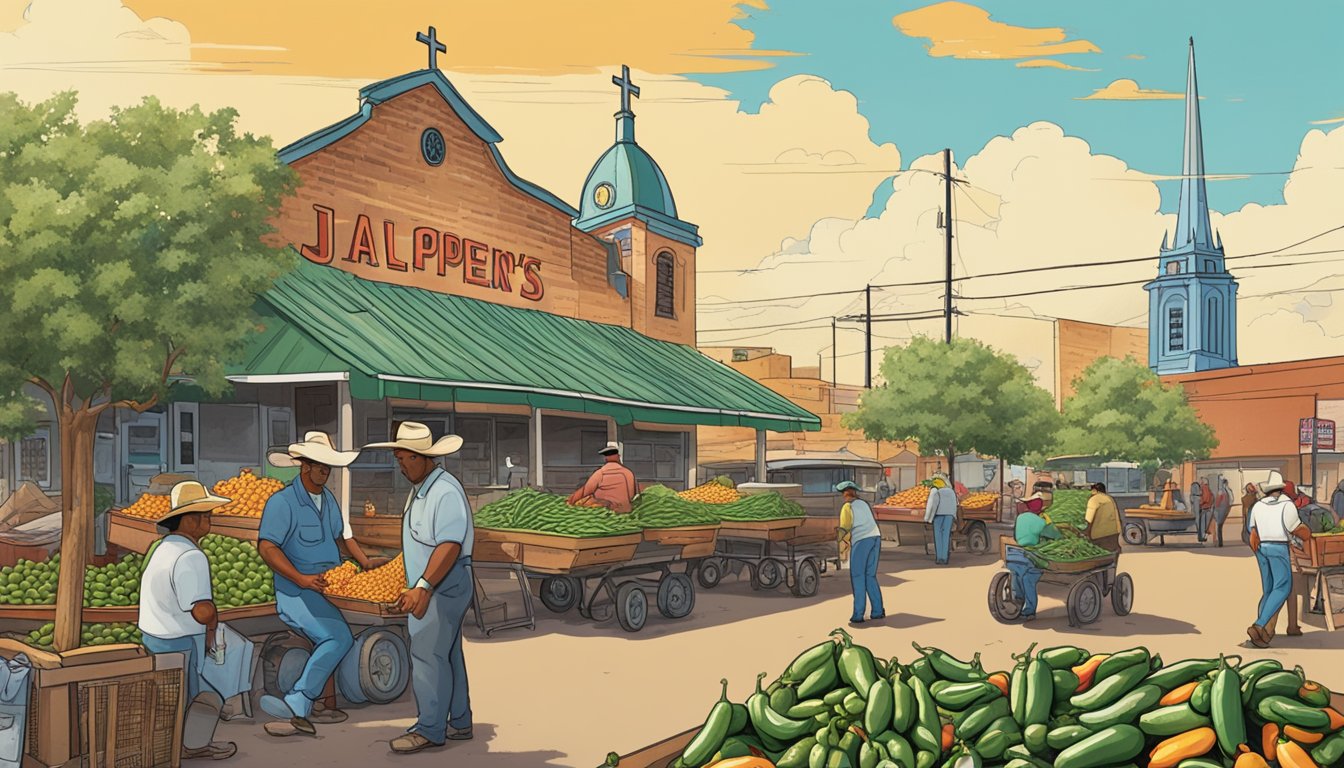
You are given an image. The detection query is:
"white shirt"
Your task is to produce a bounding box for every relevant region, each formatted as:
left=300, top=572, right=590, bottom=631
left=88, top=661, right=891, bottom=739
left=137, top=534, right=212, bottom=639
left=402, top=467, right=473, bottom=587
left=1248, top=495, right=1303, bottom=542
left=924, top=486, right=958, bottom=522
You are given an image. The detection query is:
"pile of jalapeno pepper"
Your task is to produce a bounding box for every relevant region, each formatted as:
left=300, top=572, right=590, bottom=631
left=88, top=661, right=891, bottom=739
left=645, top=633, right=1344, bottom=768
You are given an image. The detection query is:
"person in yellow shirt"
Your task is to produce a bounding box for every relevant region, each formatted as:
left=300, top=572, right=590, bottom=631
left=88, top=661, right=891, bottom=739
left=1085, top=482, right=1121, bottom=551
left=836, top=481, right=884, bottom=624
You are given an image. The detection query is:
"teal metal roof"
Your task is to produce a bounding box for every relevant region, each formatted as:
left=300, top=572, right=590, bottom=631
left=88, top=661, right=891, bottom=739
left=234, top=260, right=818, bottom=432
left=574, top=116, right=701, bottom=247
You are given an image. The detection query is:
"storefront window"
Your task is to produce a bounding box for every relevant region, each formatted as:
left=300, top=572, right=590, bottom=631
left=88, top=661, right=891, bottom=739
left=199, top=404, right=260, bottom=464
left=619, top=427, right=688, bottom=488
left=495, top=420, right=529, bottom=485
left=20, top=429, right=50, bottom=488
left=543, top=416, right=608, bottom=492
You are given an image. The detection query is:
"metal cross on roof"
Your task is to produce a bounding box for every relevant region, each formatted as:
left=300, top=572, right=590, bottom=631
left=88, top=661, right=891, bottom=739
left=612, top=64, right=640, bottom=113
left=416, top=26, right=447, bottom=70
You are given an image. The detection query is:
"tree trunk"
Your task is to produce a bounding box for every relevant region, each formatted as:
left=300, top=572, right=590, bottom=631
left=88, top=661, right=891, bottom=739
left=54, top=408, right=97, bottom=652
left=947, top=442, right=957, bottom=490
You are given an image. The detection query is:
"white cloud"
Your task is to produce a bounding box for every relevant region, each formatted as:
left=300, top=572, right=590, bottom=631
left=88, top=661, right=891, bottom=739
left=0, top=0, right=189, bottom=67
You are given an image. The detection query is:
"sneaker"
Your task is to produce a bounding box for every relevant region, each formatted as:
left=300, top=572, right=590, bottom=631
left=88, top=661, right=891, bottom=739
left=447, top=727, right=473, bottom=741
left=182, top=742, right=237, bottom=760
left=870, top=613, right=886, bottom=621
left=849, top=617, right=866, bottom=625
left=390, top=733, right=443, bottom=754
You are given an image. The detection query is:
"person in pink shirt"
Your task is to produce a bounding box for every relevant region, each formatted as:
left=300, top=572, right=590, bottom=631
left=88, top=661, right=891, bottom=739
left=567, top=442, right=638, bottom=513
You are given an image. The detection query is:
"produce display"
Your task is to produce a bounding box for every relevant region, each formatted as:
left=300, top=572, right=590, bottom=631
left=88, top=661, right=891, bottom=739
left=1029, top=532, right=1113, bottom=565
left=212, top=469, right=286, bottom=517
left=24, top=622, right=141, bottom=651
left=118, top=492, right=172, bottom=520
left=884, top=486, right=931, bottom=508
left=713, top=492, right=804, bottom=523
left=1045, top=490, right=1090, bottom=529
left=681, top=477, right=743, bottom=504
left=0, top=536, right=274, bottom=609
left=652, top=632, right=1344, bottom=768
left=633, top=486, right=722, bottom=528
left=323, top=554, right=407, bottom=603
left=475, top=488, right=644, bottom=537
left=960, top=492, right=998, bottom=511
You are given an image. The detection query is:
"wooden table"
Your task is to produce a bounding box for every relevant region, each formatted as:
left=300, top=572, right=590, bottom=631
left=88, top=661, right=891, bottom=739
left=1296, top=564, right=1344, bottom=631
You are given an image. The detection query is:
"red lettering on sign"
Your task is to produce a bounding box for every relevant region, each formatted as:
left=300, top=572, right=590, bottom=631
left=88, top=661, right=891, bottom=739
left=383, top=220, right=407, bottom=272
left=492, top=249, right=515, bottom=292
left=463, top=239, right=491, bottom=287
left=300, top=205, right=335, bottom=264
left=440, top=232, right=463, bottom=275
left=346, top=214, right=379, bottom=266
left=412, top=226, right=438, bottom=272
left=520, top=255, right=544, bottom=301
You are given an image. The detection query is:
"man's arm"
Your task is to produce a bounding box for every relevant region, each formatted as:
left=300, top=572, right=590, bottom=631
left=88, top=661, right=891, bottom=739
left=567, top=467, right=602, bottom=504
left=257, top=540, right=326, bottom=591
left=396, top=485, right=468, bottom=617
left=337, top=537, right=378, bottom=571
left=1040, top=523, right=1062, bottom=541
left=173, top=551, right=218, bottom=648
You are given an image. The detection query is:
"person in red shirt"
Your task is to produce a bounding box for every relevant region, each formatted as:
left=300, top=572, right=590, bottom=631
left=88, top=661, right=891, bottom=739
left=568, top=442, right=638, bottom=513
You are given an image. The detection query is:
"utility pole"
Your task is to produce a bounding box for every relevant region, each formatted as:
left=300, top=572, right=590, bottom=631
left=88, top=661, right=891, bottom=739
left=943, top=148, right=954, bottom=344
left=831, top=316, right=837, bottom=387
left=864, top=284, right=873, bottom=388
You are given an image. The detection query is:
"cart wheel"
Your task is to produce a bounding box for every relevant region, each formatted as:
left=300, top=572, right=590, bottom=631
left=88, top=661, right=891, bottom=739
left=987, top=571, right=1022, bottom=624
left=752, top=558, right=785, bottom=591
left=792, top=558, right=820, bottom=598
left=1067, top=577, right=1103, bottom=626
left=540, top=576, right=580, bottom=613
left=966, top=523, right=990, bottom=555
left=261, top=633, right=310, bottom=700
left=615, top=582, right=648, bottom=632
left=1123, top=522, right=1147, bottom=546
left=1111, top=572, right=1134, bottom=616
left=337, top=628, right=409, bottom=705
left=657, top=574, right=695, bottom=619
left=697, top=558, right=724, bottom=589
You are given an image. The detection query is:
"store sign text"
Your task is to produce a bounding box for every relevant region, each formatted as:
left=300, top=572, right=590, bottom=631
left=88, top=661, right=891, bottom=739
left=299, top=205, right=544, bottom=301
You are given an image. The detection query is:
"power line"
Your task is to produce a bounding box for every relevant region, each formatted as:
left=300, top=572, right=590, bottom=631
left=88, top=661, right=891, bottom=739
left=697, top=314, right=833, bottom=333
left=699, top=287, right=864, bottom=308
left=697, top=324, right=835, bottom=344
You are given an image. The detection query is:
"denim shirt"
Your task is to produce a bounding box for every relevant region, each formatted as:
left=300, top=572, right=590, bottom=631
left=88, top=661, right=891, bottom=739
left=258, top=479, right=344, bottom=596
left=402, top=467, right=473, bottom=587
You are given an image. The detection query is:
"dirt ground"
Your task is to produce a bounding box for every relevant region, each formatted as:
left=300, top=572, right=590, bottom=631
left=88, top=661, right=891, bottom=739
left=215, top=523, right=1344, bottom=767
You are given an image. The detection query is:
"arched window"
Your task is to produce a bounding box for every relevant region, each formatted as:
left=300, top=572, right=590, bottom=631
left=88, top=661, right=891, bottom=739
left=1167, top=302, right=1185, bottom=352
left=655, top=252, right=675, bottom=318
left=1166, top=261, right=1182, bottom=275
left=1207, top=296, right=1220, bottom=354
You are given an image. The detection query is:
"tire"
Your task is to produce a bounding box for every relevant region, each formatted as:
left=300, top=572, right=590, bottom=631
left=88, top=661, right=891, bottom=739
left=656, top=574, right=695, bottom=619
left=260, top=633, right=310, bottom=700
left=614, top=582, right=648, bottom=632
left=540, top=576, right=580, bottom=613
left=1067, top=577, right=1103, bottom=626
left=1111, top=572, right=1134, bottom=616
left=1123, top=522, right=1148, bottom=546
left=792, top=558, right=820, bottom=598
left=337, top=628, right=409, bottom=705
left=987, top=571, right=1022, bottom=624
left=697, top=558, right=724, bottom=589
left=752, top=558, right=785, bottom=591
left=966, top=523, right=990, bottom=555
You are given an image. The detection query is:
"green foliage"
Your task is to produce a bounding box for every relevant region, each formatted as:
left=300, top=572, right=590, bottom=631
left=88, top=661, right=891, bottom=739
left=1053, top=356, right=1217, bottom=466
left=0, top=91, right=299, bottom=438
left=842, top=336, right=1061, bottom=465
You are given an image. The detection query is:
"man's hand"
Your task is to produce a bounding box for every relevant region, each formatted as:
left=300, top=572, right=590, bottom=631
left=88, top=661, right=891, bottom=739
left=363, top=557, right=391, bottom=571
left=395, top=587, right=431, bottom=619
left=295, top=572, right=328, bottom=592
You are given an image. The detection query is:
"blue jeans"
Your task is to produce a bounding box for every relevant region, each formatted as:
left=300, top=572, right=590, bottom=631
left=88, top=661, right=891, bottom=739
left=275, top=589, right=353, bottom=718
left=932, top=516, right=955, bottom=562
left=408, top=559, right=474, bottom=744
left=849, top=537, right=884, bottom=620
left=1004, top=550, right=1042, bottom=617
left=1255, top=542, right=1293, bottom=628
left=142, top=632, right=213, bottom=703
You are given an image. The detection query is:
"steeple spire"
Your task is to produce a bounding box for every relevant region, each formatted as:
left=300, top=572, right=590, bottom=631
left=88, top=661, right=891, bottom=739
left=611, top=64, right=640, bottom=144
left=1173, top=37, right=1215, bottom=251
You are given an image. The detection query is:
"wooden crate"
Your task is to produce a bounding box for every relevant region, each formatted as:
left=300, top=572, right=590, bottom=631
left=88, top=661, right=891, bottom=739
left=717, top=518, right=802, bottom=542
left=1294, top=534, right=1344, bottom=568
left=873, top=505, right=924, bottom=523
left=472, top=528, right=642, bottom=574
left=611, top=729, right=697, bottom=768
left=348, top=514, right=403, bottom=549
left=208, top=513, right=260, bottom=543
left=326, top=594, right=406, bottom=618
left=106, top=512, right=159, bottom=555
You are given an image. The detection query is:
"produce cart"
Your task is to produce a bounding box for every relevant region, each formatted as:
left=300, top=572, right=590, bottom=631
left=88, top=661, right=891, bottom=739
left=1120, top=480, right=1206, bottom=546
left=987, top=535, right=1133, bottom=627
left=697, top=516, right=838, bottom=597
left=1293, top=533, right=1344, bottom=631
left=872, top=504, right=1000, bottom=556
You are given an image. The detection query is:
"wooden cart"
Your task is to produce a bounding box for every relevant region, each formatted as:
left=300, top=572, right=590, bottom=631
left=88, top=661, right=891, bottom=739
left=107, top=509, right=260, bottom=553
left=987, top=535, right=1132, bottom=627
left=1293, top=534, right=1344, bottom=632
left=698, top=516, right=837, bottom=598
left=873, top=504, right=1002, bottom=556
left=1121, top=506, right=1202, bottom=546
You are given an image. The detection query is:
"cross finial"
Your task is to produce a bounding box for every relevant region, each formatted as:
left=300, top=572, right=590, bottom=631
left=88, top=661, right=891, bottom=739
left=612, top=64, right=640, bottom=114
left=416, top=26, right=447, bottom=70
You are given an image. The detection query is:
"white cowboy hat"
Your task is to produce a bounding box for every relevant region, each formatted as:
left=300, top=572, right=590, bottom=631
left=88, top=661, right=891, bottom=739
left=598, top=441, right=622, bottom=456
left=364, top=421, right=463, bottom=457
left=156, top=480, right=230, bottom=523
left=268, top=431, right=360, bottom=468
left=1259, top=471, right=1286, bottom=495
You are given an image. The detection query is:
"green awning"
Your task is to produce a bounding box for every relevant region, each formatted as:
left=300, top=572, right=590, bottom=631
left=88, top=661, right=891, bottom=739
left=231, top=260, right=820, bottom=432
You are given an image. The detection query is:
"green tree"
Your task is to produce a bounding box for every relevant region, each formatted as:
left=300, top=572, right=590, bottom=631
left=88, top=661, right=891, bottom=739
left=1053, top=356, right=1217, bottom=467
left=0, top=92, right=298, bottom=650
left=843, top=336, right=1060, bottom=488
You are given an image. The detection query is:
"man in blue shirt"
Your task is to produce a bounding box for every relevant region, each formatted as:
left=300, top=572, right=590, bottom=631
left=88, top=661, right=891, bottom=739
left=257, top=433, right=380, bottom=735
left=364, top=421, right=474, bottom=755
left=1004, top=495, right=1061, bottom=621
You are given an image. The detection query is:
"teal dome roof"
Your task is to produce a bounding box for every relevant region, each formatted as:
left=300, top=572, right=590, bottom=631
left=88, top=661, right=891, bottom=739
left=578, top=137, right=678, bottom=222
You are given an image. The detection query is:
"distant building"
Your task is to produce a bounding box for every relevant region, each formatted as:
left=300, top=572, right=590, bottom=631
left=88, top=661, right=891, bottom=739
left=1145, top=39, right=1239, bottom=375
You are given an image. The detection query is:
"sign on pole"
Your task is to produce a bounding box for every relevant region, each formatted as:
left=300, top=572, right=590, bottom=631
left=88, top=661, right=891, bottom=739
left=1299, top=417, right=1336, bottom=451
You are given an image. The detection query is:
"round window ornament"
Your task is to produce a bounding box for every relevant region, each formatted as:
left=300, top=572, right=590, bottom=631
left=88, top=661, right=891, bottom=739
left=593, top=183, right=615, bottom=209
left=420, top=127, right=446, bottom=166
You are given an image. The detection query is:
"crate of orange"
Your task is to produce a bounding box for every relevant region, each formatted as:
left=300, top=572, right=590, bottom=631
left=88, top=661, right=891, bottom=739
left=319, top=554, right=410, bottom=616
left=207, top=469, right=287, bottom=543
left=108, top=493, right=173, bottom=553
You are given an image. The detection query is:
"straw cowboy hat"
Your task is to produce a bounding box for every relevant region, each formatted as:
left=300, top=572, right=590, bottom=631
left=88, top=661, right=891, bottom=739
left=268, top=431, right=360, bottom=468
left=598, top=441, right=622, bottom=456
left=364, top=421, right=463, bottom=457
left=156, top=480, right=230, bottom=523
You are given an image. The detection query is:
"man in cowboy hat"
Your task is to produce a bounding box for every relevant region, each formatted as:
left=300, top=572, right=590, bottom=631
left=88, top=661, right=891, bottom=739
left=363, top=421, right=475, bottom=754
left=138, top=481, right=237, bottom=760
left=1005, top=492, right=1062, bottom=622
left=257, top=432, right=380, bottom=735
left=567, top=441, right=637, bottom=514
left=1245, top=477, right=1312, bottom=648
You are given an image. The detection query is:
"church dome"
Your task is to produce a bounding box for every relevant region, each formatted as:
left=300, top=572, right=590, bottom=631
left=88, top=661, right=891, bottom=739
left=578, top=140, right=679, bottom=222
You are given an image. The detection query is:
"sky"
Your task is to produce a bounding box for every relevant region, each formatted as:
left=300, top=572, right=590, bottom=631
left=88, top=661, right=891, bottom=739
left=2, top=0, right=1343, bottom=391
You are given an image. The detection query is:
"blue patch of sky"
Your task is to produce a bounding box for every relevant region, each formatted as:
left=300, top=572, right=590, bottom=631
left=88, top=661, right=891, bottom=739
left=691, top=0, right=1342, bottom=218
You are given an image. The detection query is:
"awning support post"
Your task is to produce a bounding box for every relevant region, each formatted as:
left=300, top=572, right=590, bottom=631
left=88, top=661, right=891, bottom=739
left=336, top=381, right=352, bottom=516
left=754, top=430, right=767, bottom=485
left=532, top=407, right=544, bottom=489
